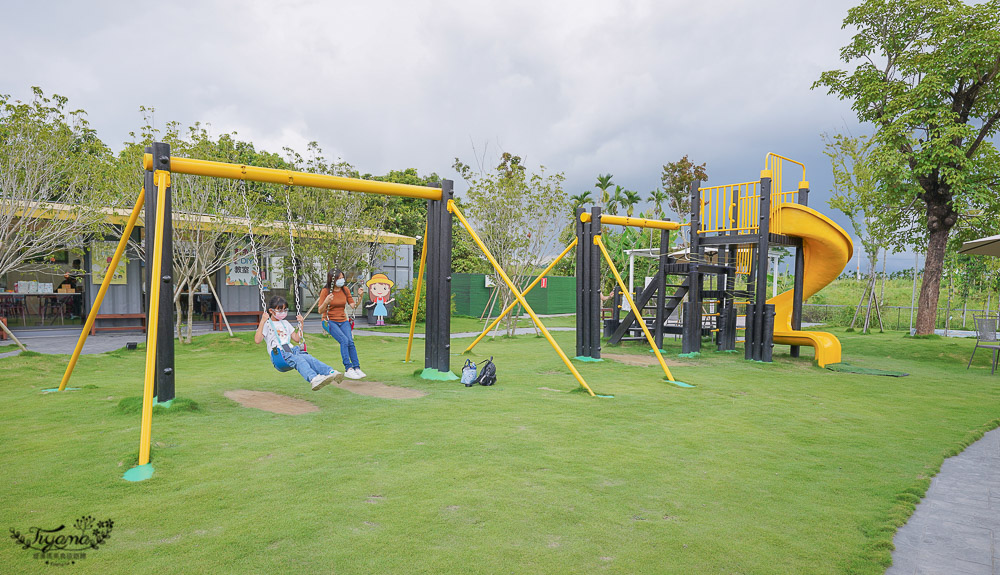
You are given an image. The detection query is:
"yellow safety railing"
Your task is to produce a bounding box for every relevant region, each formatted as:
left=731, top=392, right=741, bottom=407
left=697, top=181, right=759, bottom=234
left=697, top=153, right=807, bottom=237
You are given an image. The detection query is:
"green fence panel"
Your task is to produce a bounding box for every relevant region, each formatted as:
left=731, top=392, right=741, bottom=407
left=449, top=273, right=576, bottom=317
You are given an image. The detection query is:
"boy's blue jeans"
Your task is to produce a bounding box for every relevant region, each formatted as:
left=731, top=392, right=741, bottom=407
left=325, top=320, right=360, bottom=370
left=281, top=347, right=335, bottom=382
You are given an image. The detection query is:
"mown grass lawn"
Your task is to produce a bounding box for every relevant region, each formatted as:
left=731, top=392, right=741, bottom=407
left=1, top=327, right=998, bottom=574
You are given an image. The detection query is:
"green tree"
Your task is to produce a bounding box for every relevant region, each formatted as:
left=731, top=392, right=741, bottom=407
left=649, top=188, right=669, bottom=218
left=622, top=189, right=642, bottom=217
left=0, top=88, right=115, bottom=347
left=661, top=155, right=708, bottom=245
left=814, top=0, right=1000, bottom=335
left=594, top=173, right=614, bottom=209
left=453, top=152, right=568, bottom=336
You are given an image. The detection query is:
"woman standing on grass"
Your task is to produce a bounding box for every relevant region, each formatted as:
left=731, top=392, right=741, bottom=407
left=318, top=269, right=366, bottom=380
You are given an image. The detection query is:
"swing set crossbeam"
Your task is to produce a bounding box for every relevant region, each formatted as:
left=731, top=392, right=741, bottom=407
left=143, top=154, right=442, bottom=200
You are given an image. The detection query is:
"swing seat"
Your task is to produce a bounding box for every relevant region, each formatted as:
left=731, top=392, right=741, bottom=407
left=270, top=348, right=295, bottom=373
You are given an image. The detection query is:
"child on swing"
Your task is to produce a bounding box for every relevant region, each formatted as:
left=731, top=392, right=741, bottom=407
left=255, top=295, right=344, bottom=391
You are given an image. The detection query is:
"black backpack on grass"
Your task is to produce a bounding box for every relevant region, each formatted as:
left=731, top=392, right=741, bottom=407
left=474, top=357, right=497, bottom=386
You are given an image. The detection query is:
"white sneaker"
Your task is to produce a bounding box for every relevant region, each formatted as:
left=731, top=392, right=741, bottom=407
left=331, top=370, right=345, bottom=384
left=311, top=374, right=332, bottom=391
left=345, top=368, right=363, bottom=380
left=354, top=368, right=367, bottom=378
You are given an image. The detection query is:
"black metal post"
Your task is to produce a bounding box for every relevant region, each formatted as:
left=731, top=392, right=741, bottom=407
left=751, top=173, right=772, bottom=362
left=654, top=228, right=669, bottom=350
left=425, top=180, right=453, bottom=373
left=790, top=182, right=809, bottom=358
left=589, top=207, right=602, bottom=358
left=682, top=180, right=702, bottom=354
left=575, top=207, right=587, bottom=357
left=146, top=143, right=175, bottom=402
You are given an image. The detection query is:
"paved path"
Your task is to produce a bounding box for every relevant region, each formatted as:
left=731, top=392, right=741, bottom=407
left=886, top=427, right=1000, bottom=574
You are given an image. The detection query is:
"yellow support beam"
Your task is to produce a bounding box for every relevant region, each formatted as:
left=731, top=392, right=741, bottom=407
left=138, top=172, right=170, bottom=468
left=58, top=189, right=145, bottom=392
left=405, top=222, right=429, bottom=363
left=143, top=154, right=441, bottom=200
left=580, top=212, right=682, bottom=231
left=448, top=200, right=597, bottom=397
left=595, top=235, right=681, bottom=385
left=464, top=237, right=577, bottom=354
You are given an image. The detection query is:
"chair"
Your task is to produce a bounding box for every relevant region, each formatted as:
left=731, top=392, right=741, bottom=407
left=967, top=315, right=1000, bottom=374
left=0, top=296, right=27, bottom=326
left=41, top=295, right=67, bottom=325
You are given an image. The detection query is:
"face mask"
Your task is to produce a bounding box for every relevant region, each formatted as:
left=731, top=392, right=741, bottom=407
left=274, top=310, right=288, bottom=321
left=335, top=278, right=346, bottom=287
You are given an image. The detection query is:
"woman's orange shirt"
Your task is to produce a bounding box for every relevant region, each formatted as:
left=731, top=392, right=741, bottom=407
left=318, top=287, right=354, bottom=322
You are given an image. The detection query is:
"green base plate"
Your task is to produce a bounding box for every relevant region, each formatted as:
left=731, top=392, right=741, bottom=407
left=123, top=463, right=154, bottom=482
left=666, top=379, right=695, bottom=388
left=419, top=368, right=459, bottom=381
left=572, top=356, right=604, bottom=363
left=647, top=349, right=667, bottom=354
left=41, top=388, right=80, bottom=392
left=677, top=352, right=701, bottom=359
left=154, top=397, right=173, bottom=408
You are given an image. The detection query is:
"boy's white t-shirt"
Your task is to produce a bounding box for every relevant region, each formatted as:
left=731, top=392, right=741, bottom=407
left=262, top=319, right=295, bottom=353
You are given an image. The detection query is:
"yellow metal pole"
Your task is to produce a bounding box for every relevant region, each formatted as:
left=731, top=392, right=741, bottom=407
left=449, top=201, right=596, bottom=397
left=580, top=212, right=681, bottom=231
left=405, top=222, right=429, bottom=363
left=143, top=154, right=441, bottom=201
left=595, top=234, right=680, bottom=384
left=464, top=237, right=577, bottom=354
left=58, top=189, right=145, bottom=392
left=138, top=173, right=169, bottom=467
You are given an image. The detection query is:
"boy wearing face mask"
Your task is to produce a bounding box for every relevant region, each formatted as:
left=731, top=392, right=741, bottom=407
left=318, top=269, right=366, bottom=380
left=255, top=295, right=343, bottom=390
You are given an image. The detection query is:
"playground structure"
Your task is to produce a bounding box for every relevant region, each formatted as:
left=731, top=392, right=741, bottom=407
left=58, top=142, right=605, bottom=481
left=577, top=154, right=853, bottom=366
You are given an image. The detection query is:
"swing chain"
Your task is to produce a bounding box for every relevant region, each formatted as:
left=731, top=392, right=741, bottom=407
left=283, top=184, right=304, bottom=344
left=238, top=179, right=268, bottom=313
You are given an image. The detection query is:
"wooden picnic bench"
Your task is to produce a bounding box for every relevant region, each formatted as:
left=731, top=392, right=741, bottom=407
left=214, top=310, right=265, bottom=331
left=90, top=313, right=147, bottom=335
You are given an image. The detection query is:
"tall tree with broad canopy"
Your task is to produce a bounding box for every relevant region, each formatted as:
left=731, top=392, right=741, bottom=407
left=814, top=0, right=1000, bottom=335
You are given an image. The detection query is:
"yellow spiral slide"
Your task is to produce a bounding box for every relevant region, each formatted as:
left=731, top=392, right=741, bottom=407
left=766, top=204, right=854, bottom=367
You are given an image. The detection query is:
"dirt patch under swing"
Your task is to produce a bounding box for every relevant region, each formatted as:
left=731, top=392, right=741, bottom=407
left=225, top=381, right=426, bottom=414
left=224, top=390, right=319, bottom=415
left=601, top=353, right=688, bottom=368
left=333, top=380, right=427, bottom=399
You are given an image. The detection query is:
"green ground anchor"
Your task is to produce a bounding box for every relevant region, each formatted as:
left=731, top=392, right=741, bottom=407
left=41, top=388, right=80, bottom=392
left=677, top=352, right=701, bottom=359
left=123, top=463, right=154, bottom=482
left=647, top=349, right=667, bottom=354
left=572, top=356, right=604, bottom=363
left=665, top=379, right=695, bottom=388
left=419, top=368, right=459, bottom=381
left=154, top=396, right=174, bottom=408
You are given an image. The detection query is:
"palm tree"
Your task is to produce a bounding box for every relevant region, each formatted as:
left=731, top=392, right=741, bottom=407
left=623, top=189, right=642, bottom=217
left=607, top=185, right=627, bottom=216
left=594, top=174, right=614, bottom=208
left=649, top=188, right=669, bottom=218
left=570, top=191, right=592, bottom=210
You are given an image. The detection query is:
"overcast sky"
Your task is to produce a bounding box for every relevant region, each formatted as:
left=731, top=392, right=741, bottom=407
left=2, top=0, right=911, bottom=273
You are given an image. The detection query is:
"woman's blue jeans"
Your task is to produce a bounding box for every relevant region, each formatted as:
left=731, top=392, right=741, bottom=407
left=325, top=320, right=360, bottom=370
